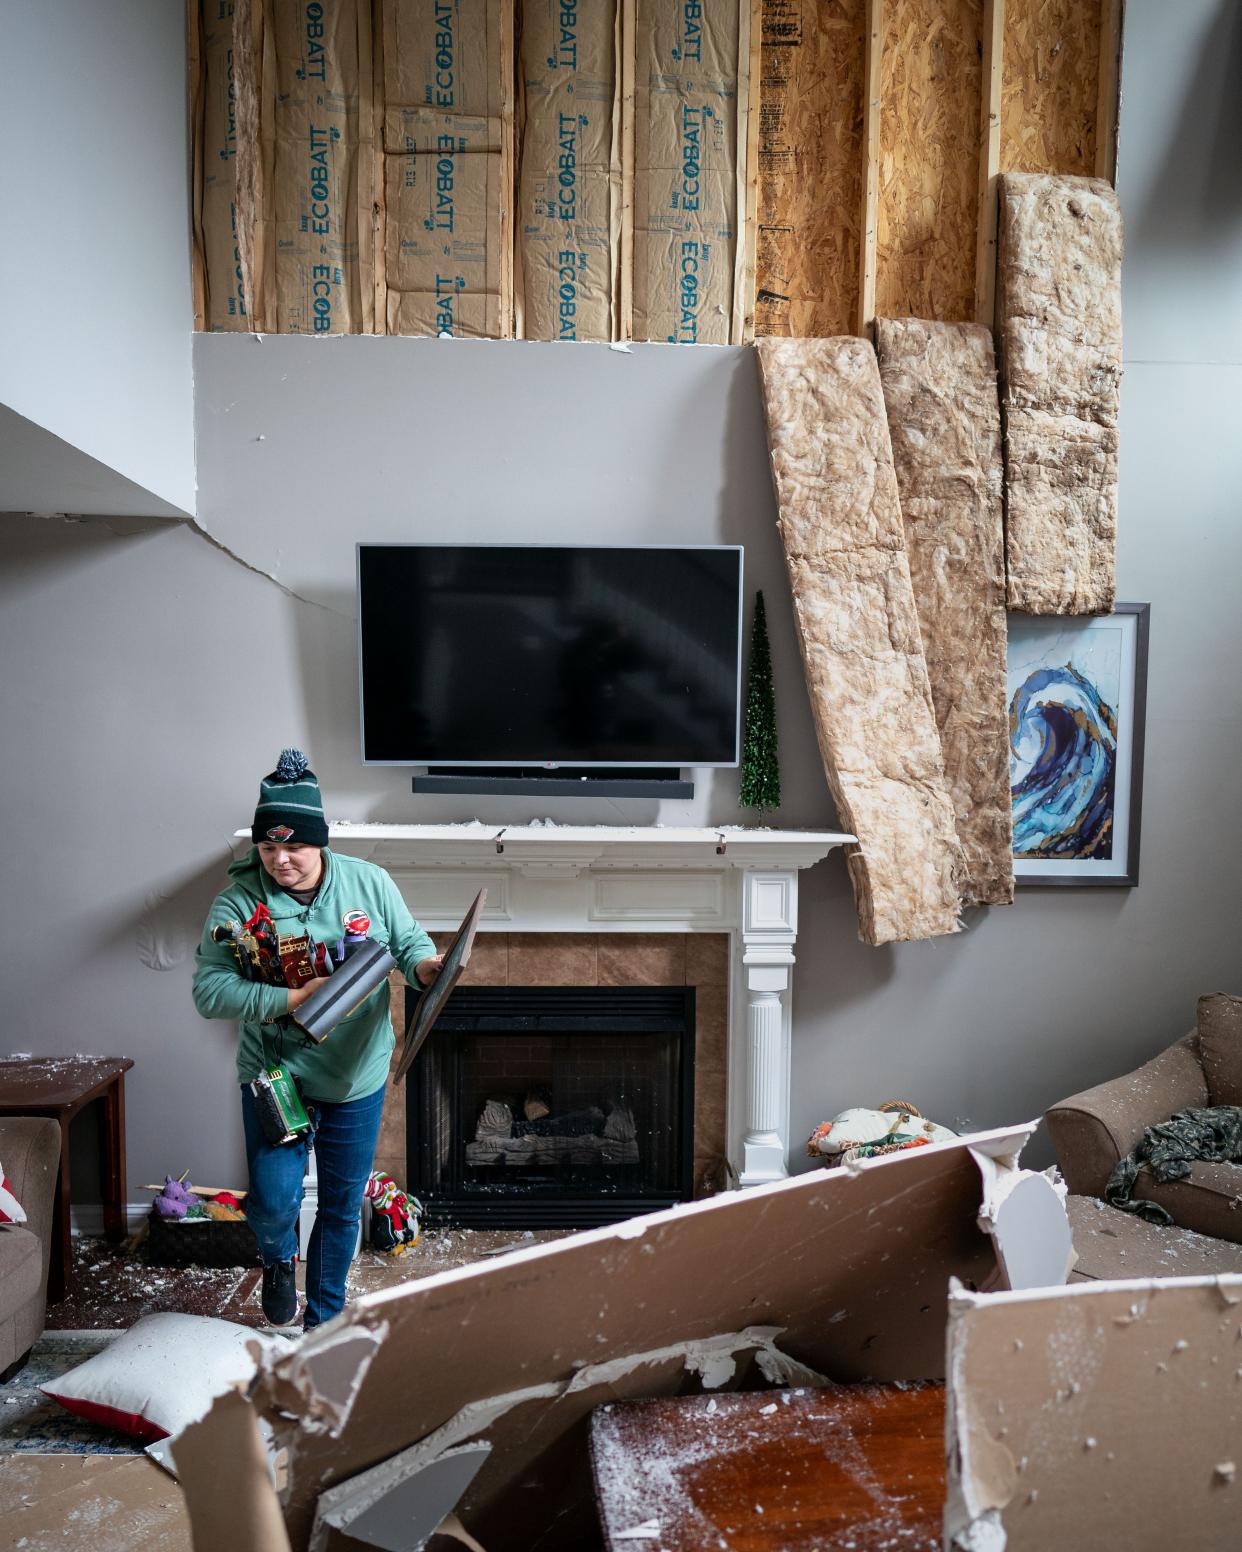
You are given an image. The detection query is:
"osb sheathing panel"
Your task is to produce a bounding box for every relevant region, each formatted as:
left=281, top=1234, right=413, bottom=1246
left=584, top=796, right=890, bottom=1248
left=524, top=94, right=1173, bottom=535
left=755, top=0, right=865, bottom=338
left=216, top=1131, right=1025, bottom=1550
left=875, top=318, right=1012, bottom=907
left=998, top=173, right=1122, bottom=615
left=947, top=1278, right=1242, bottom=1550
left=754, top=337, right=965, bottom=946
left=876, top=0, right=982, bottom=324
left=1001, top=0, right=1102, bottom=176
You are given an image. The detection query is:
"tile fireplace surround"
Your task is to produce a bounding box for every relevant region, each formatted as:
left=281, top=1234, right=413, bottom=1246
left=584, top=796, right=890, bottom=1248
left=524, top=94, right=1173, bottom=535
left=285, top=823, right=856, bottom=1190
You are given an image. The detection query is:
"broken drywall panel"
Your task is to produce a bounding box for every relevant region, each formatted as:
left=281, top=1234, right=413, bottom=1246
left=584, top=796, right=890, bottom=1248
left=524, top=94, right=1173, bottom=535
left=875, top=317, right=1013, bottom=907
left=971, top=1145, right=1075, bottom=1290
left=755, top=0, right=865, bottom=339
left=379, top=0, right=514, bottom=338
left=754, top=335, right=966, bottom=945
left=174, top=1124, right=1036, bottom=1552
left=271, top=0, right=374, bottom=335
left=947, top=1275, right=1242, bottom=1551
left=517, top=0, right=620, bottom=341
left=310, top=1440, right=491, bottom=1552
left=276, top=1322, right=388, bottom=1436
left=631, top=0, right=742, bottom=344
left=998, top=172, right=1122, bottom=614
left=301, top=1327, right=819, bottom=1551
left=173, top=1384, right=292, bottom=1552
left=198, top=1, right=251, bottom=330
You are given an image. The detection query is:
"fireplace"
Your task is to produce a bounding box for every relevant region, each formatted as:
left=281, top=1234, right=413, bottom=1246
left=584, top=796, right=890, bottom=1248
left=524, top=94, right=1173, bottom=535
left=405, top=984, right=696, bottom=1227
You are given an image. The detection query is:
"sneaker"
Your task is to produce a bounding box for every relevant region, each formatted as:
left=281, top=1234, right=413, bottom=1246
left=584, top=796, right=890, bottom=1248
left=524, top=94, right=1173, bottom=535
left=261, top=1258, right=298, bottom=1326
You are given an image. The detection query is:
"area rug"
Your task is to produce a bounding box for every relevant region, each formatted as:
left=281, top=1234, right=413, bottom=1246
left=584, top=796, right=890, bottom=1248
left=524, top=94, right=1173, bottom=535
left=0, top=1331, right=140, bottom=1454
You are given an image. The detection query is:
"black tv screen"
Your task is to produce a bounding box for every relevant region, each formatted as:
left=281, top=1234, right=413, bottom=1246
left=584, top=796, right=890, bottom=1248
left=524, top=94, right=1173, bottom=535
left=358, top=545, right=743, bottom=766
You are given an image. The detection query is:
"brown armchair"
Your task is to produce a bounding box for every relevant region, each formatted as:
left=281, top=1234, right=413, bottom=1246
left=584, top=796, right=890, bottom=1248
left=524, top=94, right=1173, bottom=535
left=0, top=1116, right=60, bottom=1381
left=1045, top=995, right=1242, bottom=1246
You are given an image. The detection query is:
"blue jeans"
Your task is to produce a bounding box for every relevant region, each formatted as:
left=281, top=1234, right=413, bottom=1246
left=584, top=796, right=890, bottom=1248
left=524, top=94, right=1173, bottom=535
left=240, top=1082, right=386, bottom=1330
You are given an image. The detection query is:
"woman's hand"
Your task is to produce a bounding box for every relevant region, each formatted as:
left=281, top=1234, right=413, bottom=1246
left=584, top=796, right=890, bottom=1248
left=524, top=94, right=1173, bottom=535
left=287, top=976, right=332, bottom=1012
left=414, top=955, right=444, bottom=987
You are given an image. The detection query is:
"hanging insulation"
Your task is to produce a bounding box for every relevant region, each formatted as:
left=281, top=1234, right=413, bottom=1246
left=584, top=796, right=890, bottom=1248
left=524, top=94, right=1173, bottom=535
left=516, top=0, right=621, bottom=341
left=755, top=337, right=966, bottom=946
left=379, top=0, right=513, bottom=338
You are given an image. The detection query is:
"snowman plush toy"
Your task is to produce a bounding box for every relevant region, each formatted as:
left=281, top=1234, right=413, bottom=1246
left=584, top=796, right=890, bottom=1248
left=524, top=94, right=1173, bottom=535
left=807, top=1101, right=957, bottom=1165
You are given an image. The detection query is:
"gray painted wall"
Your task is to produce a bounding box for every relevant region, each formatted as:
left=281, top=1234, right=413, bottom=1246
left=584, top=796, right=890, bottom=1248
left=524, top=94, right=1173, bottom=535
left=0, top=0, right=195, bottom=516
left=0, top=0, right=1238, bottom=1202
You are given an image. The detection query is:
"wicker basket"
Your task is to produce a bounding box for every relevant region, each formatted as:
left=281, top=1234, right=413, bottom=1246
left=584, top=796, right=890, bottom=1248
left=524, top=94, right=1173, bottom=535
left=146, top=1210, right=261, bottom=1268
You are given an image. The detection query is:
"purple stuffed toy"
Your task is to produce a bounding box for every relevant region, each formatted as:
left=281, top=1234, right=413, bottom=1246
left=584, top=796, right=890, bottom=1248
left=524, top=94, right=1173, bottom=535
left=152, top=1174, right=196, bottom=1219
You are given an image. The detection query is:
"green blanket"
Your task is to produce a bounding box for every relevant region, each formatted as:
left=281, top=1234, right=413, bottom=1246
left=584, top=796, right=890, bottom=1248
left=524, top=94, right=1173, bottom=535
left=1105, top=1105, right=1242, bottom=1225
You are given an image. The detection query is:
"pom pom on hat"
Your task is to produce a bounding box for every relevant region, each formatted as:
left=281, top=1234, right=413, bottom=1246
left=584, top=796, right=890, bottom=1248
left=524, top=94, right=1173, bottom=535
left=275, top=748, right=310, bottom=783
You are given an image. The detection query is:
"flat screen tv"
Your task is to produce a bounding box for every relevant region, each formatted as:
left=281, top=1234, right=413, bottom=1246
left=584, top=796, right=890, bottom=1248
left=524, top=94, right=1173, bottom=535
left=358, top=544, right=743, bottom=767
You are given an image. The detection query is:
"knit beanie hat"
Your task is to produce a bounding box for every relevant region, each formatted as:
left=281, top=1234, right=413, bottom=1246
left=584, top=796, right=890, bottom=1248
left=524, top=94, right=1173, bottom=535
left=251, top=749, right=329, bottom=847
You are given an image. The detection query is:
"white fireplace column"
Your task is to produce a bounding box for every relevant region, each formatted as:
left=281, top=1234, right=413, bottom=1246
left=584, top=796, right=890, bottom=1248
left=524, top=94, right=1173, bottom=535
left=739, top=871, right=799, bottom=1186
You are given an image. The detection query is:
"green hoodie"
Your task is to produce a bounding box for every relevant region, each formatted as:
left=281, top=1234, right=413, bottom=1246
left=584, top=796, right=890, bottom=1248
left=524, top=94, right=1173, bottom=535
left=192, top=847, right=436, bottom=1102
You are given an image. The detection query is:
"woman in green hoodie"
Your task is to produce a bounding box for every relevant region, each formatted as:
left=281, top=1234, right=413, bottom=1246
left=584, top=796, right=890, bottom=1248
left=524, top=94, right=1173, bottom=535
left=192, top=750, right=441, bottom=1329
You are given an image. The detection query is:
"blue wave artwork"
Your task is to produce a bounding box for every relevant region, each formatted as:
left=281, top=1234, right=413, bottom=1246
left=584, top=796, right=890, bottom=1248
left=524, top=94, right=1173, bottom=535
left=1009, top=663, right=1118, bottom=859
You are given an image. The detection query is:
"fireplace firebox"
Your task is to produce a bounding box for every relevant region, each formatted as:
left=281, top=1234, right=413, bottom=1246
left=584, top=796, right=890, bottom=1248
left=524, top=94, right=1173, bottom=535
left=405, top=985, right=696, bottom=1227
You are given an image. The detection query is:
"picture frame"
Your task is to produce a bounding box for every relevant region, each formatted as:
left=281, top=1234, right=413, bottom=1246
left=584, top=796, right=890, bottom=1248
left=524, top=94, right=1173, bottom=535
left=393, top=888, right=488, bottom=1082
left=1008, top=604, right=1150, bottom=888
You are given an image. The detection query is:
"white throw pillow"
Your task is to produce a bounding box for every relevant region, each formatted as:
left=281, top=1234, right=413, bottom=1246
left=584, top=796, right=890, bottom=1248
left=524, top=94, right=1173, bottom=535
left=41, top=1312, right=272, bottom=1443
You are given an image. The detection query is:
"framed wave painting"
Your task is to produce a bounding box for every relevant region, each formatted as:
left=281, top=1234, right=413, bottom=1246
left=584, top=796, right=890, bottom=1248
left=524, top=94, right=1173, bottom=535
left=1008, top=604, right=1150, bottom=887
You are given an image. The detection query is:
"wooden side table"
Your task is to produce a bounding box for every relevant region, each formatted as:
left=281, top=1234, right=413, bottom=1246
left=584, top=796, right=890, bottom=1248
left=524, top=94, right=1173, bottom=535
left=0, top=1057, right=134, bottom=1303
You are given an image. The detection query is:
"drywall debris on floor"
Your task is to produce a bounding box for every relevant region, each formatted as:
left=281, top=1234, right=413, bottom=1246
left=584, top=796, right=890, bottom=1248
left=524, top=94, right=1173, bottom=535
left=998, top=173, right=1123, bottom=615
left=754, top=335, right=965, bottom=945
left=174, top=1123, right=1057, bottom=1550
left=1063, top=1194, right=1242, bottom=1283
left=875, top=318, right=1013, bottom=908
left=946, top=1274, right=1242, bottom=1551
left=0, top=1453, right=195, bottom=1552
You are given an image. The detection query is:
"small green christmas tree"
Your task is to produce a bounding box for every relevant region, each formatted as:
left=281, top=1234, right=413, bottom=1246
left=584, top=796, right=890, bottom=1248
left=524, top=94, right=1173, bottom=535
left=739, top=590, right=780, bottom=822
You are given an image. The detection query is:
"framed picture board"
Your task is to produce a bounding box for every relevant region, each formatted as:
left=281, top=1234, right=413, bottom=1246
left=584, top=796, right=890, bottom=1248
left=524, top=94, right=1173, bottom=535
left=1008, top=604, right=1150, bottom=888
left=393, top=888, right=487, bottom=1083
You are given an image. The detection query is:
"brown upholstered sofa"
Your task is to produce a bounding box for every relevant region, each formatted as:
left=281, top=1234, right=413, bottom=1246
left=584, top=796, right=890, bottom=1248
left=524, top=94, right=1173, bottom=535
left=0, top=1116, right=60, bottom=1381
left=1045, top=994, right=1242, bottom=1245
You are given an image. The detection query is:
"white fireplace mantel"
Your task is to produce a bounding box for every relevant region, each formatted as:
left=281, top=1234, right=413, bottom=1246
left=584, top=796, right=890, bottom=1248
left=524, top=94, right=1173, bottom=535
left=236, top=822, right=854, bottom=1184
